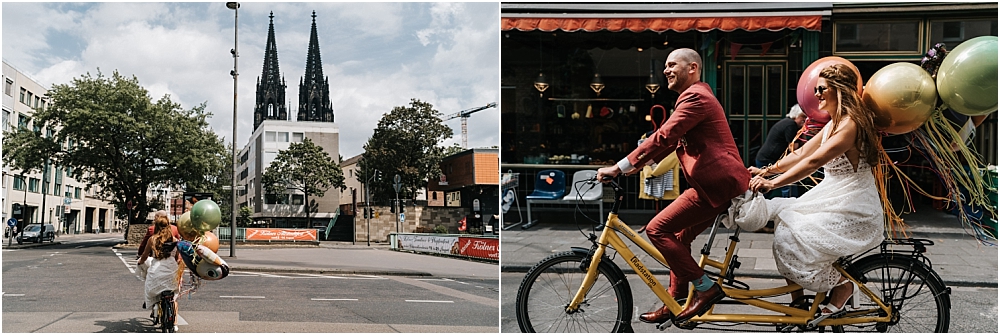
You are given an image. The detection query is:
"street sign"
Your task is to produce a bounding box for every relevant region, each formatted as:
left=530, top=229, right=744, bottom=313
left=399, top=213, right=405, bottom=222
left=393, top=174, right=402, bottom=193
left=64, top=197, right=72, bottom=205
left=7, top=218, right=17, bottom=227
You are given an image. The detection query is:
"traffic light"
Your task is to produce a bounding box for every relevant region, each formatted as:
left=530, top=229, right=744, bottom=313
left=390, top=201, right=396, bottom=213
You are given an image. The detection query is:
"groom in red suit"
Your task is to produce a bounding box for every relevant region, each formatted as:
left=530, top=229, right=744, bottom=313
left=597, top=48, right=750, bottom=325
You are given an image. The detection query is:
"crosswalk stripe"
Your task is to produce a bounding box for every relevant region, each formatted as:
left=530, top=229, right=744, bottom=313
left=405, top=300, right=454, bottom=303
left=310, top=298, right=358, bottom=301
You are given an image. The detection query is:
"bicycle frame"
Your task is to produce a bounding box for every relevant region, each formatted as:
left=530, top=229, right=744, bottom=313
left=566, top=183, right=894, bottom=327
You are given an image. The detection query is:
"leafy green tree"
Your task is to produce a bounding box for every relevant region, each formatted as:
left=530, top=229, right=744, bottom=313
left=2, top=70, right=226, bottom=226
left=237, top=206, right=253, bottom=227
left=260, top=138, right=345, bottom=224
left=357, top=99, right=453, bottom=202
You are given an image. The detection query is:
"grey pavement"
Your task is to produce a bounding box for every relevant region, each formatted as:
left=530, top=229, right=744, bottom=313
left=2, top=232, right=499, bottom=280
left=500, top=208, right=999, bottom=287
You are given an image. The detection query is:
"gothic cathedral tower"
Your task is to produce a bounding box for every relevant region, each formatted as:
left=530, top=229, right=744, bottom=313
left=253, top=12, right=288, bottom=130
left=298, top=11, right=334, bottom=123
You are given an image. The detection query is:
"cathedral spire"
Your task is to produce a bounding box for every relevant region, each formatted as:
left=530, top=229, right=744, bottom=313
left=254, top=11, right=288, bottom=130
left=298, top=10, right=334, bottom=123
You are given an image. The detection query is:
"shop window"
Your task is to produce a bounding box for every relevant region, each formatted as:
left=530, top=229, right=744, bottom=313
left=291, top=194, right=304, bottom=205
left=5, top=79, right=12, bottom=96
left=264, top=131, right=275, bottom=142
left=835, top=21, right=921, bottom=54
left=292, top=132, right=303, bottom=142
left=930, top=19, right=997, bottom=45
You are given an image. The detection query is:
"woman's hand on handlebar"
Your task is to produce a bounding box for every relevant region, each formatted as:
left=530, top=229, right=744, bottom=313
left=596, top=165, right=621, bottom=183
left=747, top=166, right=763, bottom=176
left=749, top=175, right=774, bottom=193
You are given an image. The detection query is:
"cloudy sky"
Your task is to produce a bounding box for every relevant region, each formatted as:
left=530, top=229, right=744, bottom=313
left=2, top=1, right=500, bottom=158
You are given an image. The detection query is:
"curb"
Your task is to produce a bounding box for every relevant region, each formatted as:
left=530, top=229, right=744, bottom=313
left=228, top=266, right=432, bottom=277
left=501, top=264, right=998, bottom=288
left=1, top=241, right=64, bottom=249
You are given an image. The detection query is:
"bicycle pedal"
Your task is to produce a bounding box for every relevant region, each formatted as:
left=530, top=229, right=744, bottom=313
left=779, top=324, right=797, bottom=332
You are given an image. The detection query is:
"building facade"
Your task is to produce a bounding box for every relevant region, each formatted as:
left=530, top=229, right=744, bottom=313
left=501, top=2, right=997, bottom=213
left=2, top=61, right=117, bottom=235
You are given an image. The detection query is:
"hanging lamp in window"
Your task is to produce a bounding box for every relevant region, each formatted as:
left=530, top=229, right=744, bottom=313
left=590, top=73, right=605, bottom=96
left=533, top=72, right=549, bottom=97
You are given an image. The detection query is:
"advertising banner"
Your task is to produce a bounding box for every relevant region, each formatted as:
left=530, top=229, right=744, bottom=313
left=455, top=237, right=499, bottom=260
left=245, top=228, right=317, bottom=241
left=397, top=234, right=458, bottom=254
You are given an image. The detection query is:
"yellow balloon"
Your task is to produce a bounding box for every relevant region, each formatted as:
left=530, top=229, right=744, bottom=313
left=177, top=212, right=201, bottom=241
left=863, top=62, right=938, bottom=134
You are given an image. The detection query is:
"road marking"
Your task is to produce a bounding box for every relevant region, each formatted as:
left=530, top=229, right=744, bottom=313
left=112, top=248, right=136, bottom=274
left=405, top=300, right=454, bottom=303
left=311, top=298, right=358, bottom=301
left=227, top=273, right=260, bottom=277
left=4, top=294, right=25, bottom=297
left=76, top=238, right=118, bottom=243
left=415, top=278, right=454, bottom=282
left=220, top=296, right=265, bottom=299
left=297, top=273, right=350, bottom=279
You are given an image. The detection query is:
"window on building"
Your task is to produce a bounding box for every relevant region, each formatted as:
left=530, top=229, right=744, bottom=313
left=278, top=132, right=289, bottom=142
left=930, top=19, right=997, bottom=45
left=55, top=167, right=63, bottom=183
left=42, top=181, right=49, bottom=195
left=2, top=110, right=8, bottom=131
left=54, top=183, right=62, bottom=196
left=263, top=151, right=277, bottom=166
left=34, top=96, right=40, bottom=108
left=264, top=194, right=289, bottom=204
left=4, top=79, right=12, bottom=96
left=41, top=100, right=46, bottom=111
left=33, top=123, right=41, bottom=134
left=28, top=178, right=40, bottom=193
left=835, top=21, right=921, bottom=53
left=291, top=194, right=304, bottom=205
left=20, top=87, right=26, bottom=103
left=26, top=91, right=33, bottom=106
left=265, top=131, right=275, bottom=142
left=75, top=187, right=82, bottom=199
left=18, top=113, right=29, bottom=129
left=13, top=175, right=26, bottom=190
left=292, top=132, right=303, bottom=142
left=65, top=189, right=73, bottom=198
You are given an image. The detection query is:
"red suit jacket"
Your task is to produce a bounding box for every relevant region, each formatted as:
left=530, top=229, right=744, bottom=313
left=626, top=82, right=750, bottom=208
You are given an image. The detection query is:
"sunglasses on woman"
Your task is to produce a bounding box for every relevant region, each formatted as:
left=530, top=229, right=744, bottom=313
left=814, top=85, right=828, bottom=95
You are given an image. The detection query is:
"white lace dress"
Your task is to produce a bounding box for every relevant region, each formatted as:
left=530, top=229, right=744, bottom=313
left=766, top=125, right=885, bottom=293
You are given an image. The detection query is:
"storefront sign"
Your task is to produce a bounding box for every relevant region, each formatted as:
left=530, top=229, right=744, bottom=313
left=397, top=234, right=458, bottom=254
left=245, top=228, right=317, bottom=241
left=455, top=237, right=499, bottom=260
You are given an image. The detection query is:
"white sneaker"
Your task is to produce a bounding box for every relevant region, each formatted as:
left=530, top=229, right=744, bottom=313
left=173, top=325, right=179, bottom=332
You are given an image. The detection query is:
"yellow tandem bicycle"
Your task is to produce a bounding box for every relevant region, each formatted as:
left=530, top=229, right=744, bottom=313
left=514, top=178, right=950, bottom=332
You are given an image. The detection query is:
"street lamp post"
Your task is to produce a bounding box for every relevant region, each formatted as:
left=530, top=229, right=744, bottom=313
left=226, top=1, right=239, bottom=258
left=364, top=168, right=379, bottom=247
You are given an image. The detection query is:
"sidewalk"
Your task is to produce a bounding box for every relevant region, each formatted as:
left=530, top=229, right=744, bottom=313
left=500, top=209, right=999, bottom=287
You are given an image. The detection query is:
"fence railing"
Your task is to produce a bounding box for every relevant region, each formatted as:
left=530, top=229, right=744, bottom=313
left=214, top=227, right=246, bottom=242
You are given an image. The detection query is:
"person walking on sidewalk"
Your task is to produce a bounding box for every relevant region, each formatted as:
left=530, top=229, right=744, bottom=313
left=597, top=48, right=750, bottom=324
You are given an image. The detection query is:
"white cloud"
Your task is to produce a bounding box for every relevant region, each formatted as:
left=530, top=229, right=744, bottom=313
left=3, top=2, right=499, bottom=159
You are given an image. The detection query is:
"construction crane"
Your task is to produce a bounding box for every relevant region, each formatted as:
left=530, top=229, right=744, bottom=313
left=444, top=102, right=497, bottom=149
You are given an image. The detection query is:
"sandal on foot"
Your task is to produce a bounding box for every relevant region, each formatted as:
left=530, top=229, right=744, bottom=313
left=812, top=281, right=854, bottom=325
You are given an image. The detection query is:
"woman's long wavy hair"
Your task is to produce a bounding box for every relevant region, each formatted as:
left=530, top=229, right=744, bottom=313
left=821, top=64, right=880, bottom=167
left=151, top=216, right=173, bottom=260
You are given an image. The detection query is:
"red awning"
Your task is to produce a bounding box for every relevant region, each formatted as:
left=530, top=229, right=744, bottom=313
left=501, top=16, right=822, bottom=33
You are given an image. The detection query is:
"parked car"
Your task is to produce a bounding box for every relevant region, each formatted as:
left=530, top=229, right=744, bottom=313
left=17, top=224, right=56, bottom=244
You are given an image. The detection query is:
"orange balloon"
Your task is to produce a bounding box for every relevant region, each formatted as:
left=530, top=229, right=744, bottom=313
left=200, top=231, right=220, bottom=253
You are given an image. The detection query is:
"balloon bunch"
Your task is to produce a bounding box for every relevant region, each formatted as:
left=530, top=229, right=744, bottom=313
left=794, top=36, right=998, bottom=243
left=176, top=199, right=230, bottom=280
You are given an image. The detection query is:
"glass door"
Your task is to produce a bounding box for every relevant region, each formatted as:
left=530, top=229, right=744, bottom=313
left=724, top=62, right=786, bottom=166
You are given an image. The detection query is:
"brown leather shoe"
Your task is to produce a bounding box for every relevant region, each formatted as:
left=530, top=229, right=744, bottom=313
left=639, top=304, right=674, bottom=324
left=674, top=284, right=725, bottom=323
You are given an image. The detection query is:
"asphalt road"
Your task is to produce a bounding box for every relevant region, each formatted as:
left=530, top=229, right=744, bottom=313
left=500, top=272, right=998, bottom=333
left=2, top=237, right=498, bottom=333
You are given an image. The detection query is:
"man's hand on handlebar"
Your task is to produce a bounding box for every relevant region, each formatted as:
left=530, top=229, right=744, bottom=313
left=596, top=165, right=621, bottom=183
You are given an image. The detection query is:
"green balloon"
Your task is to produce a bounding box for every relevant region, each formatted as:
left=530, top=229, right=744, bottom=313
left=937, top=36, right=998, bottom=116
left=190, top=199, right=222, bottom=233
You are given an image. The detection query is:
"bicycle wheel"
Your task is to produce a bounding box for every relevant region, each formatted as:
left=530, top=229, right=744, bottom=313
left=160, top=294, right=176, bottom=333
left=515, top=251, right=632, bottom=333
left=847, top=256, right=949, bottom=333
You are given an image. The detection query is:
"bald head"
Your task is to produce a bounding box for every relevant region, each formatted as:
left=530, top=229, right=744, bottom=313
left=663, top=48, right=703, bottom=93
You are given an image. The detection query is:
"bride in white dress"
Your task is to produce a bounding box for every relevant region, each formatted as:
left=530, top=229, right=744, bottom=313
left=748, top=63, right=885, bottom=318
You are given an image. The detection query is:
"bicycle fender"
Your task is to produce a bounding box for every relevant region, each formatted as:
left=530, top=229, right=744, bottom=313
left=848, top=253, right=951, bottom=309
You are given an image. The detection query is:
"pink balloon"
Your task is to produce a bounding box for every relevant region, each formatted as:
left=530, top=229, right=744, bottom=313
left=796, top=57, right=864, bottom=124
